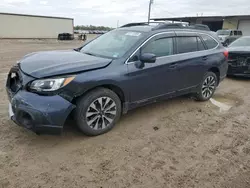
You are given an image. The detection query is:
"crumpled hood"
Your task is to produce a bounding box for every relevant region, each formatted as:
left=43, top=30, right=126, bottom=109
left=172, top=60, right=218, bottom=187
left=19, top=50, right=112, bottom=78
left=218, top=35, right=227, bottom=41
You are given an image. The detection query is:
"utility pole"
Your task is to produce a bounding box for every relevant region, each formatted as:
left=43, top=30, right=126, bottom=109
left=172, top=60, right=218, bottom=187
left=148, top=0, right=154, bottom=23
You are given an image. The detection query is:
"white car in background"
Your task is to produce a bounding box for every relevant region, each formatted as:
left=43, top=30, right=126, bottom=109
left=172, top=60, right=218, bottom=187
left=217, top=29, right=243, bottom=46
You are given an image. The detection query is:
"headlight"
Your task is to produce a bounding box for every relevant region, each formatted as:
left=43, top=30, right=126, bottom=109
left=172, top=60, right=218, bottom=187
left=30, top=76, right=75, bottom=92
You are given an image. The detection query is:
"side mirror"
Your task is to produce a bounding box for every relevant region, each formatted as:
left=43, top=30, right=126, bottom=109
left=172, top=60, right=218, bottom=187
left=73, top=48, right=81, bottom=52
left=140, top=53, right=156, bottom=63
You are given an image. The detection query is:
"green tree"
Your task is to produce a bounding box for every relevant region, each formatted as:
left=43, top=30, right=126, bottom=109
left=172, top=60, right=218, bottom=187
left=74, top=25, right=113, bottom=31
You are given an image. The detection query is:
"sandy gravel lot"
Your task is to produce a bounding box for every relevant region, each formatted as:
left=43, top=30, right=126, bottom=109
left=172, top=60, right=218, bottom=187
left=0, top=39, right=250, bottom=188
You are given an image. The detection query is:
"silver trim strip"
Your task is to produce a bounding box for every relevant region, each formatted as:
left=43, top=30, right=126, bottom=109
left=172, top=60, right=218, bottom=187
left=125, top=31, right=220, bottom=65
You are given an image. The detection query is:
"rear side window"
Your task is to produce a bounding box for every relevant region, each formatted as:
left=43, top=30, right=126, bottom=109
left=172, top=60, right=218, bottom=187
left=200, top=34, right=218, bottom=49
left=176, top=37, right=198, bottom=54
left=142, top=37, right=173, bottom=57
left=234, top=31, right=238, bottom=35
left=238, top=31, right=243, bottom=36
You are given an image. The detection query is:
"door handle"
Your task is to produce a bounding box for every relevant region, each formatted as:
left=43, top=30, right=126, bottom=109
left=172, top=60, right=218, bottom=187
left=202, top=56, right=208, bottom=61
left=169, top=63, right=177, bottom=69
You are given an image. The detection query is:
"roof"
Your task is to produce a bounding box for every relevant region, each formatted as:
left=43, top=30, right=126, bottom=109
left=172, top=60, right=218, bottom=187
left=151, top=14, right=250, bottom=22
left=0, top=12, right=73, bottom=20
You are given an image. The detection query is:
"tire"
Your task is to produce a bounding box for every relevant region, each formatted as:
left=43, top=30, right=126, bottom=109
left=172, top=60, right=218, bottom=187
left=194, top=72, right=218, bottom=101
left=75, top=88, right=122, bottom=136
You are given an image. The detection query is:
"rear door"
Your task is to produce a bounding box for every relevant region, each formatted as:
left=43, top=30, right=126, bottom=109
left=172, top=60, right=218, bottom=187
left=174, top=32, right=207, bottom=91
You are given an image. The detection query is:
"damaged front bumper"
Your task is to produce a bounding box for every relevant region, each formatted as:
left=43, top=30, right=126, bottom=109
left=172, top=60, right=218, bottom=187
left=228, top=52, right=250, bottom=77
left=8, top=90, right=75, bottom=135
left=228, top=64, right=250, bottom=77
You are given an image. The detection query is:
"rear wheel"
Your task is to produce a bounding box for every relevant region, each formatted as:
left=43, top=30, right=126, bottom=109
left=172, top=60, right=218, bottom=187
left=195, top=72, right=218, bottom=101
left=75, top=88, right=122, bottom=136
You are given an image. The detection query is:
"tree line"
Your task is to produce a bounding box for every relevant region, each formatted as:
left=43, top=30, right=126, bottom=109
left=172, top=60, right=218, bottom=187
left=74, top=25, right=113, bottom=31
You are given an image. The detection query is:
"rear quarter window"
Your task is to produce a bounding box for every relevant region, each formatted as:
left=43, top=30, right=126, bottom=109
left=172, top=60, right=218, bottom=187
left=200, top=34, right=218, bottom=49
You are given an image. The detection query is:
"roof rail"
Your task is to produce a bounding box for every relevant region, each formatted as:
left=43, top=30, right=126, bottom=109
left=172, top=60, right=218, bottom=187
left=189, top=24, right=210, bottom=31
left=121, top=22, right=210, bottom=31
left=153, top=23, right=210, bottom=31
left=120, top=22, right=148, bottom=27
left=152, top=23, right=186, bottom=30
left=120, top=22, right=165, bottom=28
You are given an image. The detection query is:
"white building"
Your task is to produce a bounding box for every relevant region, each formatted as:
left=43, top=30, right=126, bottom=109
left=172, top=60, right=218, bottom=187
left=0, top=12, right=74, bottom=39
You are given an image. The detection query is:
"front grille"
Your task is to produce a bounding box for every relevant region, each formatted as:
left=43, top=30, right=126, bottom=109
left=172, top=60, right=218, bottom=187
left=6, top=65, right=23, bottom=94
left=228, top=53, right=250, bottom=67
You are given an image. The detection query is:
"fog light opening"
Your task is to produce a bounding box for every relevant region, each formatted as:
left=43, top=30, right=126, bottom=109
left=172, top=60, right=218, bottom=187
left=20, top=112, right=33, bottom=129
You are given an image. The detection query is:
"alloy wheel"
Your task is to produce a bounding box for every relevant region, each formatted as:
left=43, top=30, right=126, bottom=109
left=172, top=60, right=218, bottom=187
left=86, top=97, right=117, bottom=130
left=202, top=76, right=216, bottom=98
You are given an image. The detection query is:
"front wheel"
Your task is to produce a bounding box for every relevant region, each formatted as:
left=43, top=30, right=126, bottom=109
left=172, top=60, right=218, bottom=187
left=75, top=88, right=122, bottom=136
left=195, top=72, right=218, bottom=101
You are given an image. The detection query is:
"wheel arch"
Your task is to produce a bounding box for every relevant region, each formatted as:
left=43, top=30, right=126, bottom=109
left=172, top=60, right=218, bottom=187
left=72, top=84, right=127, bottom=107
left=208, top=67, right=220, bottom=85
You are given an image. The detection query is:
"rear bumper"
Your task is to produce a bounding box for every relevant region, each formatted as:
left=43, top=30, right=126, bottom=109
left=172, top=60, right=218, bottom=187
left=219, top=74, right=227, bottom=82
left=8, top=90, right=75, bottom=135
left=218, top=58, right=228, bottom=84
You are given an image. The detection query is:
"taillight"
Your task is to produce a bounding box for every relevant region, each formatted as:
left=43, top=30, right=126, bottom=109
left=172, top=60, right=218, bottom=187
left=223, top=50, right=229, bottom=59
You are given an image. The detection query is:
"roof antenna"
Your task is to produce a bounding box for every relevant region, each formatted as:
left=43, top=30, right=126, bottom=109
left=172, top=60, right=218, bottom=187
left=148, top=0, right=154, bottom=24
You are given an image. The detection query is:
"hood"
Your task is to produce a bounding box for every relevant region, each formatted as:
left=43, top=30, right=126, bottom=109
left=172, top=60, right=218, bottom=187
left=19, top=50, right=112, bottom=78
left=228, top=46, right=250, bottom=53
left=218, top=35, right=227, bottom=41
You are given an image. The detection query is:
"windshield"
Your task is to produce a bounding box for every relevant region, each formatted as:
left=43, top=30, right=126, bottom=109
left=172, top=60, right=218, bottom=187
left=80, top=30, right=144, bottom=58
left=217, top=30, right=230, bottom=35
left=229, top=37, right=250, bottom=47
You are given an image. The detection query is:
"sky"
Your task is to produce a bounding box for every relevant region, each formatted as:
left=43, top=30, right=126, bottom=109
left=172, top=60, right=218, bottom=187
left=0, top=0, right=249, bottom=27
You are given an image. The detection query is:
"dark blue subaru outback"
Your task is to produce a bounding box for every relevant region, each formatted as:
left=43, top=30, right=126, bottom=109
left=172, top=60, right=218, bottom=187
left=6, top=23, right=228, bottom=136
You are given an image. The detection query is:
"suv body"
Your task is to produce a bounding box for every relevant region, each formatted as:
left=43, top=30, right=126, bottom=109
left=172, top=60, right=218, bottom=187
left=6, top=23, right=228, bottom=136
left=217, top=29, right=243, bottom=46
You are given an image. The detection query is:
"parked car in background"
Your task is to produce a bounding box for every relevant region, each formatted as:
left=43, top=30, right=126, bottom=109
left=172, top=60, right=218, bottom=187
left=227, top=36, right=250, bottom=77
left=58, top=33, right=74, bottom=40
left=217, top=29, right=243, bottom=46
left=6, top=22, right=228, bottom=136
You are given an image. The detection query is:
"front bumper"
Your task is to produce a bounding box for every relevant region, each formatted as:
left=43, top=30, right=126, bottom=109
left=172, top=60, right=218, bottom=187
left=227, top=65, right=250, bottom=77
left=8, top=90, right=75, bottom=135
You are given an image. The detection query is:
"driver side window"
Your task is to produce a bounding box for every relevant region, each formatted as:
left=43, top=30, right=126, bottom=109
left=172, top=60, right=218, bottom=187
left=141, top=37, right=174, bottom=57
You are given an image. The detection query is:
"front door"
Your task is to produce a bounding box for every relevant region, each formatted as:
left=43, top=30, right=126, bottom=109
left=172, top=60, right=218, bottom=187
left=126, top=32, right=179, bottom=104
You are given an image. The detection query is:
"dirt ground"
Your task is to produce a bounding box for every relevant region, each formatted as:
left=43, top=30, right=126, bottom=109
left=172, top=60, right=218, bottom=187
left=0, top=39, right=250, bottom=188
